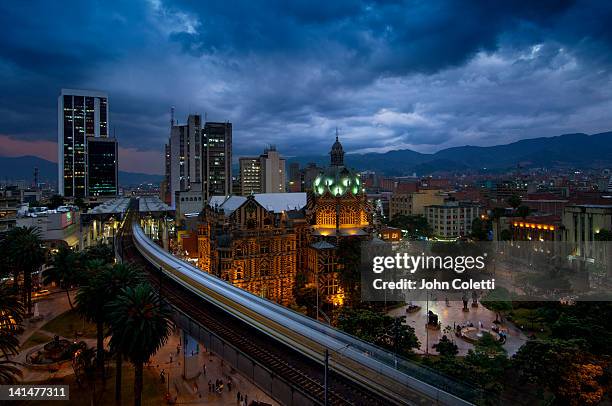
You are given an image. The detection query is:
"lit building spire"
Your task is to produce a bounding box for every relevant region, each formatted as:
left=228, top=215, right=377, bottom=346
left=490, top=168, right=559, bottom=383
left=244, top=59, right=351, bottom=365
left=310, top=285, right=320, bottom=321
left=330, top=128, right=344, bottom=166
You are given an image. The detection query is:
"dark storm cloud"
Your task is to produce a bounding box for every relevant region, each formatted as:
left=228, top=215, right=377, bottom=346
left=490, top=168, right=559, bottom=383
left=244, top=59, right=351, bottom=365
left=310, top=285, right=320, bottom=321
left=1, top=0, right=612, bottom=173
left=0, top=1, right=147, bottom=137
left=170, top=0, right=576, bottom=74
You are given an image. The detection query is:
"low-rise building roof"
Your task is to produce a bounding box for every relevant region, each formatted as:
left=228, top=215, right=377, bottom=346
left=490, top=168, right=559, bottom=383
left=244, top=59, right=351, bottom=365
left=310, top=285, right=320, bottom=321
left=209, top=193, right=307, bottom=215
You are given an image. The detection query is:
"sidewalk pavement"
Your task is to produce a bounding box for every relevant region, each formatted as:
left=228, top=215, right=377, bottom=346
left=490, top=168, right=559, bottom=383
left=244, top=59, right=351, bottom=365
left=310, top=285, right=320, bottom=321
left=148, top=328, right=279, bottom=405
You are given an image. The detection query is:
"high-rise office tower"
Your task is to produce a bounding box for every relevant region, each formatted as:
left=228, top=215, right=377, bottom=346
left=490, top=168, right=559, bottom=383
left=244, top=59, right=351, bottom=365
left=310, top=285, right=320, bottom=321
left=87, top=137, right=118, bottom=196
left=163, top=143, right=171, bottom=204
left=261, top=146, right=285, bottom=193
left=202, top=122, right=232, bottom=200
left=58, top=89, right=112, bottom=197
left=239, top=157, right=262, bottom=195
left=239, top=146, right=286, bottom=195
left=166, top=114, right=202, bottom=207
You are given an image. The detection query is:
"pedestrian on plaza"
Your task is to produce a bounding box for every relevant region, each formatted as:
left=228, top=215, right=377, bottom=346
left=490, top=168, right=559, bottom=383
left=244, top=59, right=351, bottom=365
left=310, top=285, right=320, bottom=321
left=193, top=382, right=200, bottom=397
left=170, top=354, right=173, bottom=363
left=237, top=391, right=241, bottom=404
left=208, top=380, right=212, bottom=393
left=177, top=343, right=181, bottom=355
left=203, top=363, right=206, bottom=375
left=228, top=378, right=232, bottom=392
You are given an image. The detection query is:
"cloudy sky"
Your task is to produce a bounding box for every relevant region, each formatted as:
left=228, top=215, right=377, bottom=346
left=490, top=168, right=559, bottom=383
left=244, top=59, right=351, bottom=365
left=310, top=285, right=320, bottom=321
left=1, top=0, right=612, bottom=174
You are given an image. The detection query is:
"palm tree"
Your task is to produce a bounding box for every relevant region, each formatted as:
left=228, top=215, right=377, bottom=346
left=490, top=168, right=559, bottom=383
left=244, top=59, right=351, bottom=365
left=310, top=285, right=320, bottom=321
left=75, top=260, right=111, bottom=376
left=108, top=283, right=172, bottom=406
left=6, top=227, right=46, bottom=315
left=0, top=282, right=24, bottom=384
left=85, top=243, right=115, bottom=266
left=99, top=263, right=144, bottom=404
left=0, top=282, right=24, bottom=334
left=0, top=360, right=21, bottom=384
left=0, top=231, right=19, bottom=291
left=44, top=246, right=84, bottom=309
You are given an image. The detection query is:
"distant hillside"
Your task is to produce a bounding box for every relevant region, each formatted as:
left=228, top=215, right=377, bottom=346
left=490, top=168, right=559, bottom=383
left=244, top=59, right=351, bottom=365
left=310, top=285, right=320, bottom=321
left=118, top=171, right=164, bottom=186
left=4, top=131, right=611, bottom=184
left=0, top=156, right=56, bottom=184
left=0, top=155, right=163, bottom=186
left=288, top=132, right=612, bottom=175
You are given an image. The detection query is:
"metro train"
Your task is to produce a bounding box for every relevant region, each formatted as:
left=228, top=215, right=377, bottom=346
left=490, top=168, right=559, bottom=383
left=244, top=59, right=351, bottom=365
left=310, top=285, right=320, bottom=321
left=131, top=220, right=472, bottom=406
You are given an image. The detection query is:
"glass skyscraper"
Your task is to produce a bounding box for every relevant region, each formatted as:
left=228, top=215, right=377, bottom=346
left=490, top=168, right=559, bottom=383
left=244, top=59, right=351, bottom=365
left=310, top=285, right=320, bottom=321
left=203, top=122, right=232, bottom=200
left=58, top=89, right=117, bottom=197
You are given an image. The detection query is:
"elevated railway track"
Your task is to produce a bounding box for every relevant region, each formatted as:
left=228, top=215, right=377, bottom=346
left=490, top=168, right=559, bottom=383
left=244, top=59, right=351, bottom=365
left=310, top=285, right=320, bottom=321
left=117, top=200, right=475, bottom=406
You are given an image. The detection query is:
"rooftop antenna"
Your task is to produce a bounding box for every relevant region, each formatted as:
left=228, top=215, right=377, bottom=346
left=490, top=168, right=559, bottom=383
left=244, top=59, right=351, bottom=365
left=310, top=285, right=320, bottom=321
left=335, top=126, right=339, bottom=142
left=170, top=106, right=175, bottom=128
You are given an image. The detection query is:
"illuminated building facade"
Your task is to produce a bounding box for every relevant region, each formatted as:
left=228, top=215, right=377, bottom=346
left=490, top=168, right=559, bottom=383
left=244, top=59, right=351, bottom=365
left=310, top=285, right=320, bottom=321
left=509, top=215, right=562, bottom=242
left=167, top=114, right=202, bottom=208
left=425, top=202, right=481, bottom=238
left=203, top=122, right=232, bottom=200
left=196, top=193, right=306, bottom=305
left=389, top=189, right=445, bottom=219
left=183, top=135, right=372, bottom=309
left=380, top=226, right=402, bottom=242
left=239, top=146, right=286, bottom=195
left=309, top=135, right=370, bottom=238
left=87, top=137, right=118, bottom=196
left=58, top=89, right=112, bottom=198
left=239, top=157, right=262, bottom=195
left=305, top=134, right=372, bottom=307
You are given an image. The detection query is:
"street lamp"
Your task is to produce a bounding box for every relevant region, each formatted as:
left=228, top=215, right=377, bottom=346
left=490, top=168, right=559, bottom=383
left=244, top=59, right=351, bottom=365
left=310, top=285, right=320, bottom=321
left=425, top=290, right=429, bottom=356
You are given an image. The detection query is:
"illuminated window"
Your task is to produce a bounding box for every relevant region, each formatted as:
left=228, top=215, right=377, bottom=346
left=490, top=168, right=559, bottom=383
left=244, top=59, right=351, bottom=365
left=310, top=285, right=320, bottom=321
left=340, top=208, right=359, bottom=225
left=317, top=208, right=335, bottom=226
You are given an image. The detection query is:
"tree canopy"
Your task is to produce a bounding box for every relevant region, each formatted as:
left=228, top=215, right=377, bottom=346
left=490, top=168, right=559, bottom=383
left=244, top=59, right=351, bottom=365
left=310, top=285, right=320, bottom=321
left=337, top=308, right=420, bottom=356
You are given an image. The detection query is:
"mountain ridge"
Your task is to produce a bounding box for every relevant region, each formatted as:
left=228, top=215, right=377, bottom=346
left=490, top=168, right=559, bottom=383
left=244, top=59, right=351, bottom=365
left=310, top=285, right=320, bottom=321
left=288, top=131, right=612, bottom=175
left=2, top=132, right=612, bottom=183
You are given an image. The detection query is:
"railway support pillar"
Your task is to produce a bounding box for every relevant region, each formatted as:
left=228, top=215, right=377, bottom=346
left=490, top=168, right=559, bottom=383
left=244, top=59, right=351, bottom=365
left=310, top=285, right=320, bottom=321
left=181, top=330, right=200, bottom=379
left=324, top=349, right=329, bottom=406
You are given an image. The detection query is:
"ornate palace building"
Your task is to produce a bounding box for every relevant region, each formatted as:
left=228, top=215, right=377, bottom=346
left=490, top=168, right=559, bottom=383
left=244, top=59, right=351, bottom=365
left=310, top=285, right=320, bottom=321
left=184, top=134, right=372, bottom=309
left=196, top=193, right=307, bottom=306
left=304, top=133, right=372, bottom=307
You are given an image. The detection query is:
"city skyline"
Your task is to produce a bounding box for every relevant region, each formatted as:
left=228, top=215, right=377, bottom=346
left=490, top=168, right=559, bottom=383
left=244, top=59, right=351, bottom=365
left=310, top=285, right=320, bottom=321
left=2, top=1, right=612, bottom=176
left=2, top=3, right=612, bottom=405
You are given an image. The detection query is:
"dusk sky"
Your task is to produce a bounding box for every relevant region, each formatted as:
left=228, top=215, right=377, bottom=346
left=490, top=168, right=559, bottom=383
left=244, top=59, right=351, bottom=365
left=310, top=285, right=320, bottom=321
left=1, top=0, right=612, bottom=175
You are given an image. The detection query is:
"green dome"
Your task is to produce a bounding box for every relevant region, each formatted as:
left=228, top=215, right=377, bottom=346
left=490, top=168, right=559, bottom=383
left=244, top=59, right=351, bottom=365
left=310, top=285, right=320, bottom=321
left=313, top=166, right=363, bottom=196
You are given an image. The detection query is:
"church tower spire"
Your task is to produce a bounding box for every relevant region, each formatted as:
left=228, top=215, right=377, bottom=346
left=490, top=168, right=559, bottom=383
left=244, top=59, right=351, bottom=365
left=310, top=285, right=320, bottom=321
left=330, top=127, right=344, bottom=166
